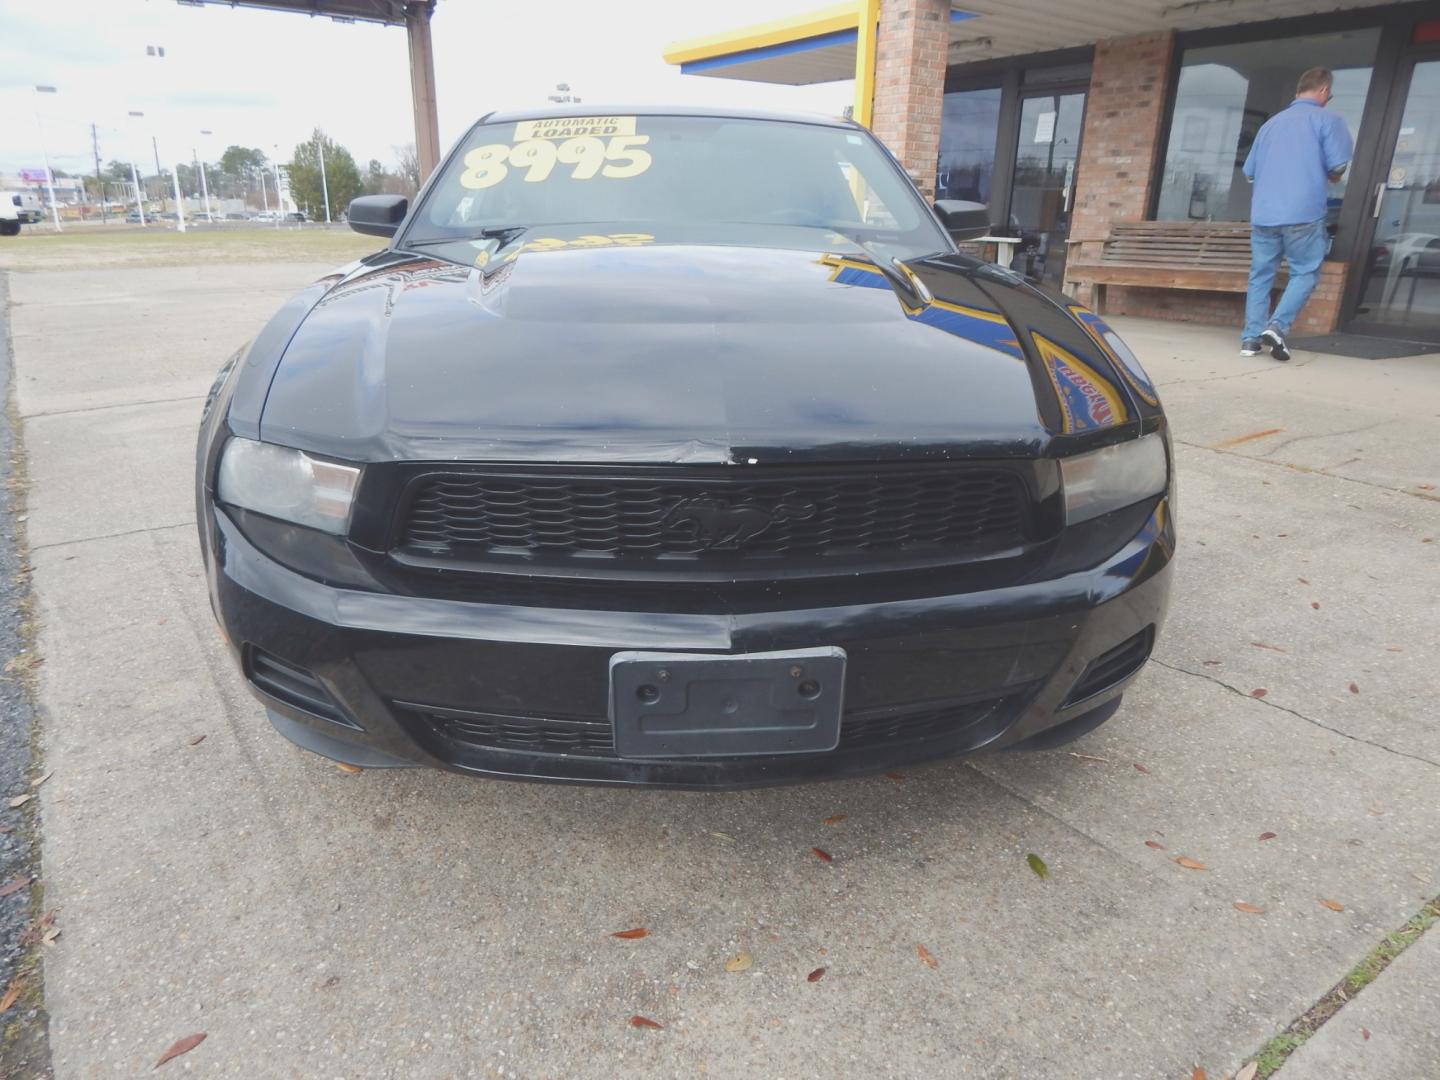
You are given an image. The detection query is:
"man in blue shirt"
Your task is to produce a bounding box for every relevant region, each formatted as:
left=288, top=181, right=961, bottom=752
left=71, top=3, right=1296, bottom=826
left=1241, top=67, right=1354, bottom=361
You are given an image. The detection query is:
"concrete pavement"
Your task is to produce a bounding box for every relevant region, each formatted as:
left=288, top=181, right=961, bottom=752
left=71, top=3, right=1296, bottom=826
left=4, top=260, right=1438, bottom=1078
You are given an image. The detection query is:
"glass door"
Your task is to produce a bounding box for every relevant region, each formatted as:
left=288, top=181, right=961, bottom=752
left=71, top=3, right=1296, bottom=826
left=1008, top=91, right=1086, bottom=289
left=1348, top=56, right=1440, bottom=340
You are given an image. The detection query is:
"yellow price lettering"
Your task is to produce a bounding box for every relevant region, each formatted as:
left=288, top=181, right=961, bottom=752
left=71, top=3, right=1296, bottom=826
left=556, top=136, right=606, bottom=179
left=459, top=136, right=653, bottom=189
left=601, top=135, right=651, bottom=179
left=458, top=143, right=510, bottom=189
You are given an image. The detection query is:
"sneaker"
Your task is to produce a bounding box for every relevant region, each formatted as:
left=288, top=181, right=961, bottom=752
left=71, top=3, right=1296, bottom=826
left=1240, top=339, right=1262, bottom=356
left=1260, top=327, right=1290, bottom=362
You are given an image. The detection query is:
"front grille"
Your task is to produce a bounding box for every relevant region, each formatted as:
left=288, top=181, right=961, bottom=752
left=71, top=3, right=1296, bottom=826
left=395, top=692, right=1020, bottom=759
left=395, top=466, right=1030, bottom=572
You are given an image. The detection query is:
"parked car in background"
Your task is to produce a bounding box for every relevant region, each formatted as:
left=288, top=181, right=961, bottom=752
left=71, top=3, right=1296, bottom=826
left=0, top=198, right=19, bottom=236
left=285, top=211, right=306, bottom=223
left=125, top=210, right=144, bottom=224
left=197, top=106, right=1174, bottom=788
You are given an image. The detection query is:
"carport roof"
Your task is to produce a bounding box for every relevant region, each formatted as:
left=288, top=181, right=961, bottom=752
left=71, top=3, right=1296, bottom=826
left=663, top=0, right=1401, bottom=84
left=175, top=0, right=419, bottom=26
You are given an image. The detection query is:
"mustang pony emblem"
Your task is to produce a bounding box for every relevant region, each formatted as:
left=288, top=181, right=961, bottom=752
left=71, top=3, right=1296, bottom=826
left=664, top=496, right=816, bottom=550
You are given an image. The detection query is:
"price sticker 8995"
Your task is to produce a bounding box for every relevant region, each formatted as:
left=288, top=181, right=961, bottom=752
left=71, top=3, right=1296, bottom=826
left=459, top=135, right=652, bottom=190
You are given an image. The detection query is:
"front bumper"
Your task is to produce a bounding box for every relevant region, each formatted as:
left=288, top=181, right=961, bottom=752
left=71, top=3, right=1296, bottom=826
left=204, top=499, right=1173, bottom=789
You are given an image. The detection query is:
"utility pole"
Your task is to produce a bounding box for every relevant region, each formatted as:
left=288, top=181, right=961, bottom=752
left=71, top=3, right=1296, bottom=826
left=91, top=122, right=107, bottom=223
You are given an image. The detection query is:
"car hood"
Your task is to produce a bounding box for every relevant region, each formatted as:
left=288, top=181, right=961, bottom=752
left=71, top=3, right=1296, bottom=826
left=256, top=243, right=1153, bottom=464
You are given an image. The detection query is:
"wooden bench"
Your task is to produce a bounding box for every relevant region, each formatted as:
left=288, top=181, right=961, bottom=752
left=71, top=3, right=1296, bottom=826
left=1064, top=221, right=1282, bottom=314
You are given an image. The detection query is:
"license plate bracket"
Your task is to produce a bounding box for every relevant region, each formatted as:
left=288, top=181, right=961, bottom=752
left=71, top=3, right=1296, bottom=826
left=609, top=647, right=846, bottom=759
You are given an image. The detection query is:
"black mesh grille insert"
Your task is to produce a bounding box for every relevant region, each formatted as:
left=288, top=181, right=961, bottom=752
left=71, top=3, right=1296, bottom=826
left=395, top=466, right=1029, bottom=571
left=246, top=648, right=359, bottom=730
left=1062, top=626, right=1154, bottom=707
left=395, top=693, right=1021, bottom=759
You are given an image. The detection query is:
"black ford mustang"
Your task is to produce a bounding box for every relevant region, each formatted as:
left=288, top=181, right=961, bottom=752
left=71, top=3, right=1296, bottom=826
left=196, top=106, right=1174, bottom=788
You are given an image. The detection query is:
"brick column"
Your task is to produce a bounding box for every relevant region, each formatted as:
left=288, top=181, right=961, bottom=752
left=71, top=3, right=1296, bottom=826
left=870, top=0, right=949, bottom=198
left=1070, top=31, right=1175, bottom=250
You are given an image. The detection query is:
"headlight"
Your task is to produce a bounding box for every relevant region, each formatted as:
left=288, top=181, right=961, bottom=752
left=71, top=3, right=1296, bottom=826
left=216, top=438, right=361, bottom=534
left=1060, top=434, right=1168, bottom=524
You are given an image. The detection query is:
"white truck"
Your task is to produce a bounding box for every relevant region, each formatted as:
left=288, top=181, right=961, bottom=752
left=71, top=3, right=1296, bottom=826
left=3, top=191, right=43, bottom=225
left=0, top=196, right=19, bottom=236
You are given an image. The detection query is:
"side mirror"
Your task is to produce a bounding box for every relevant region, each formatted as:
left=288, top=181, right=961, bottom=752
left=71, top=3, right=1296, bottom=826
left=933, top=199, right=992, bottom=242
left=348, top=194, right=408, bottom=238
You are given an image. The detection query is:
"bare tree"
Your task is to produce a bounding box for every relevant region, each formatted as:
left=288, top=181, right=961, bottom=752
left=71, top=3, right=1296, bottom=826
left=393, top=142, right=421, bottom=195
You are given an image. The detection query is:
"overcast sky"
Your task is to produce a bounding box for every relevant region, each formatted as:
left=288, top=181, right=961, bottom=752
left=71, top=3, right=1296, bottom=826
left=0, top=0, right=851, bottom=178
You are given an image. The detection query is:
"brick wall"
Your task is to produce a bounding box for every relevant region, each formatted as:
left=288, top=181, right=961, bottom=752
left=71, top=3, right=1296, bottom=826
left=871, top=0, right=950, bottom=198
left=1069, top=31, right=1175, bottom=254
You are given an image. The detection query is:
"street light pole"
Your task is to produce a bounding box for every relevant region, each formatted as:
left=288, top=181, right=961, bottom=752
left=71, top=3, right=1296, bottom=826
left=316, top=133, right=331, bottom=224
left=32, top=86, right=62, bottom=232
left=197, top=129, right=213, bottom=221
left=127, top=111, right=147, bottom=226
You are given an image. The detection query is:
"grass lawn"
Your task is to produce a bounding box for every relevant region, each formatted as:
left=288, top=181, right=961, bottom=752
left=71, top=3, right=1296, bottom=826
left=0, top=224, right=382, bottom=273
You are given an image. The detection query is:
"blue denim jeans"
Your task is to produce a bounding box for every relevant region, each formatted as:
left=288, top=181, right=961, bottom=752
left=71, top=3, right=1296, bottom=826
left=1243, top=219, right=1330, bottom=341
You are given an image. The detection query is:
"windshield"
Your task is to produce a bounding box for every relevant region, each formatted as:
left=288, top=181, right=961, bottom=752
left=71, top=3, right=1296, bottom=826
left=403, top=114, right=951, bottom=262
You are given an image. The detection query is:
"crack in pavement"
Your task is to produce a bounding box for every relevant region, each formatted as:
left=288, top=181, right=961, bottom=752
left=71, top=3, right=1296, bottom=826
left=1174, top=437, right=1435, bottom=502
left=1256, top=419, right=1389, bottom=457
left=21, top=392, right=206, bottom=420
left=1155, top=355, right=1315, bottom=387
left=1149, top=657, right=1440, bottom=770
left=29, top=520, right=197, bottom=553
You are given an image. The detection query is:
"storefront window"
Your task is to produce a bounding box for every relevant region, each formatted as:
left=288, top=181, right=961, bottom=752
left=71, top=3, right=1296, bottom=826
left=1155, top=28, right=1379, bottom=223
left=937, top=87, right=1001, bottom=205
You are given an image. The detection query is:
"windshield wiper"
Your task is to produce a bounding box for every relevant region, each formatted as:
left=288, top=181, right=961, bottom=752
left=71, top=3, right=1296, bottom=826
left=827, top=229, right=932, bottom=308
left=406, top=225, right=529, bottom=248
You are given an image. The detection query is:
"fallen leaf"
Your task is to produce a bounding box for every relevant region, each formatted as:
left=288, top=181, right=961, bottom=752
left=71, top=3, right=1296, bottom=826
left=1201, top=659, right=1222, bottom=666
left=1259, top=832, right=1277, bottom=842
left=724, top=952, right=753, bottom=973
left=1349, top=682, right=1359, bottom=694
left=29, top=771, right=51, bottom=790
left=1068, top=751, right=1112, bottom=764
left=333, top=762, right=362, bottom=775
left=0, top=877, right=31, bottom=898
left=1026, top=853, right=1048, bottom=880
left=807, top=967, right=826, bottom=983
left=883, top=772, right=905, bottom=782
left=0, top=827, right=11, bottom=834
left=1250, top=688, right=1268, bottom=698
left=1233, top=902, right=1265, bottom=915
left=1212, top=427, right=1283, bottom=449
left=42, top=928, right=60, bottom=946
left=154, top=1033, right=207, bottom=1068
left=1298, top=577, right=1310, bottom=585
left=0, top=978, right=23, bottom=1013
left=821, top=815, right=847, bottom=826
left=1319, top=898, right=1345, bottom=912
left=1175, top=856, right=1207, bottom=871
left=611, top=928, right=648, bottom=940
left=1237, top=1064, right=1258, bottom=1080
left=1192, top=1066, right=1207, bottom=1080
left=709, top=831, right=737, bottom=843
left=1419, top=484, right=1436, bottom=491
left=1250, top=641, right=1287, bottom=653
left=1386, top=646, right=1403, bottom=652
left=1311, top=601, right=1321, bottom=610
left=1362, top=1028, right=1370, bottom=1041
left=917, top=944, right=938, bottom=969
left=1133, top=762, right=1150, bottom=775
left=189, top=735, right=206, bottom=747
left=811, top=847, right=833, bottom=863
left=7, top=794, right=33, bottom=809
left=628, top=1016, right=663, bottom=1030
left=1144, top=840, right=1166, bottom=850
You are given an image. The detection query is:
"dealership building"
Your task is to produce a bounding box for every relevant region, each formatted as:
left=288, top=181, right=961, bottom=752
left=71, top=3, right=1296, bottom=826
left=666, top=1, right=1440, bottom=345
